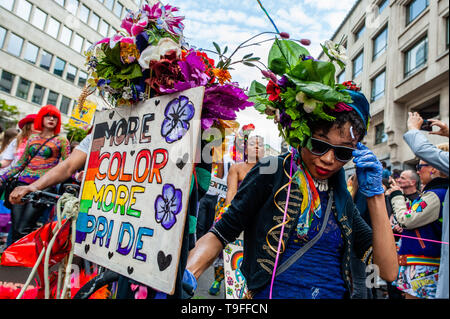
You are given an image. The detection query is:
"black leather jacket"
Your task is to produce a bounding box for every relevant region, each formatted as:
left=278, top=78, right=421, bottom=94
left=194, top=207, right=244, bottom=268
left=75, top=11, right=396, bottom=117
left=210, top=153, right=374, bottom=296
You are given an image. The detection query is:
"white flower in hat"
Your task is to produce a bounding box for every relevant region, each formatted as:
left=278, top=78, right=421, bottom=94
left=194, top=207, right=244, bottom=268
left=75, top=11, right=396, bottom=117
left=138, top=38, right=181, bottom=69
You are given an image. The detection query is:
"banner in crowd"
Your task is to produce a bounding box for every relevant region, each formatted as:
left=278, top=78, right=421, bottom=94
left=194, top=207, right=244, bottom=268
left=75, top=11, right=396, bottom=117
left=69, top=100, right=97, bottom=130
left=74, top=87, right=204, bottom=294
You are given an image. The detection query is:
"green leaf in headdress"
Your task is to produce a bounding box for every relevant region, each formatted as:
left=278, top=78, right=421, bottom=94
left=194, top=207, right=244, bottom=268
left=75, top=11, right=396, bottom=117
left=268, top=39, right=310, bottom=75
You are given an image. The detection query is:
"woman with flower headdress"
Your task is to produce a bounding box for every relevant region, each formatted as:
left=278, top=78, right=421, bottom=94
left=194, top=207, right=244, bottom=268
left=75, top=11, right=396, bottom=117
left=0, top=105, right=70, bottom=243
left=185, top=38, right=398, bottom=299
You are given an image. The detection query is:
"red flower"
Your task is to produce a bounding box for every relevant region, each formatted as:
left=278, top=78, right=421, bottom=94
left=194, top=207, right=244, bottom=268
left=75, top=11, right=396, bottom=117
left=145, top=51, right=182, bottom=95
left=266, top=80, right=281, bottom=102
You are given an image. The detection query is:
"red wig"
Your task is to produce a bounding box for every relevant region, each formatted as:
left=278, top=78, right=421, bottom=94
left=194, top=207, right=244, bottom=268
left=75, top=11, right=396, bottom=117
left=34, top=104, right=62, bottom=134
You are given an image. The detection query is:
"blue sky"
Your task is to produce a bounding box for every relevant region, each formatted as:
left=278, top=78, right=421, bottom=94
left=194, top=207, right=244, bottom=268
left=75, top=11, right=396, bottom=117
left=166, top=0, right=357, bottom=150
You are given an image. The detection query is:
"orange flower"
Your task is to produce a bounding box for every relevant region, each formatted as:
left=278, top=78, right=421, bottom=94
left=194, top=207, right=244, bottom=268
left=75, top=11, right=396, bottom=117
left=212, top=68, right=231, bottom=84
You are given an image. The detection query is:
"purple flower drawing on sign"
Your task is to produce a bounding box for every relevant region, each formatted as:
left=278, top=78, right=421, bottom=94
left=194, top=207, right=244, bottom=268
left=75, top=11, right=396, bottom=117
left=155, top=184, right=183, bottom=230
left=161, top=95, right=195, bottom=143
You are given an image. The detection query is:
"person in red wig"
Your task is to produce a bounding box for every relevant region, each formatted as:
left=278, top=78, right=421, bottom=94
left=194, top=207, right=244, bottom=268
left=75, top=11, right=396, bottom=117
left=0, top=105, right=70, bottom=243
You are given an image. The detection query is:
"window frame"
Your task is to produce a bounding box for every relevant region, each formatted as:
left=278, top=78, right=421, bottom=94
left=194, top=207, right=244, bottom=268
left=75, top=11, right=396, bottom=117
left=23, top=41, right=39, bottom=64
left=371, top=70, right=386, bottom=102
left=0, top=70, right=15, bottom=94
left=406, top=0, right=429, bottom=25
left=6, top=33, right=24, bottom=57
left=31, top=7, right=47, bottom=30
left=373, top=25, right=388, bottom=60
left=32, top=83, right=45, bottom=104
left=352, top=50, right=364, bottom=78
left=39, top=50, right=53, bottom=71
left=404, top=36, right=428, bottom=78
left=15, top=76, right=31, bottom=100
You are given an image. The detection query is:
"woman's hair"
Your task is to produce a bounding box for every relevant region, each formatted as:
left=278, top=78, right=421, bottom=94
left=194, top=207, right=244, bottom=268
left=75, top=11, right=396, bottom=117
left=0, top=127, right=19, bottom=153
left=34, top=104, right=61, bottom=134
left=16, top=122, right=33, bottom=148
left=307, top=109, right=366, bottom=143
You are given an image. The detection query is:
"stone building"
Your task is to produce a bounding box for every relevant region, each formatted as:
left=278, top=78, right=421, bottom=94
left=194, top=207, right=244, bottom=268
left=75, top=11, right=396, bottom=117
left=0, top=0, right=141, bottom=124
left=319, top=0, right=449, bottom=175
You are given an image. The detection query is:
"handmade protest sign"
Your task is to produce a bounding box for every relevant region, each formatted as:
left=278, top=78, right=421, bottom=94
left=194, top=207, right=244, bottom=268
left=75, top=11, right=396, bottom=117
left=223, top=234, right=247, bottom=299
left=74, top=86, right=204, bottom=295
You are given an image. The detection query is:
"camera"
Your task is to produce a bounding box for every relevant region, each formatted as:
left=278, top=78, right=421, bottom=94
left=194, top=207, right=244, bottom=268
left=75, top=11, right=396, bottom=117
left=420, top=119, right=433, bottom=131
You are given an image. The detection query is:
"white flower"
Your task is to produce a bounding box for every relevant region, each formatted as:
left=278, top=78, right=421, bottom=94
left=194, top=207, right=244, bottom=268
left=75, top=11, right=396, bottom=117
left=138, top=38, right=181, bottom=69
left=296, top=92, right=318, bottom=113
left=324, top=40, right=348, bottom=64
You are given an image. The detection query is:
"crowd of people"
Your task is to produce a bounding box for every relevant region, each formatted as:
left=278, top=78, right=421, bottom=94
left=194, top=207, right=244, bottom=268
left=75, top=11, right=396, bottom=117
left=0, top=97, right=448, bottom=300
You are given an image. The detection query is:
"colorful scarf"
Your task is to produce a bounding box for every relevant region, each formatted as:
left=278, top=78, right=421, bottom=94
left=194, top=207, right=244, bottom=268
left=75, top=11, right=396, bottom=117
left=292, top=150, right=322, bottom=239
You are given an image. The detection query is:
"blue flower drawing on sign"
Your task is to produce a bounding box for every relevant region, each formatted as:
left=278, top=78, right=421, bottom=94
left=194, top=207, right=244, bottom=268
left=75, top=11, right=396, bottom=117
left=155, top=184, right=183, bottom=230
left=161, top=95, right=195, bottom=143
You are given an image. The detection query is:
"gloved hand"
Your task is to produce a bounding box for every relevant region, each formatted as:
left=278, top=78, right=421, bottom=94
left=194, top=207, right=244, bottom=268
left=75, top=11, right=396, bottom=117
left=352, top=142, right=384, bottom=197
left=182, top=268, right=198, bottom=298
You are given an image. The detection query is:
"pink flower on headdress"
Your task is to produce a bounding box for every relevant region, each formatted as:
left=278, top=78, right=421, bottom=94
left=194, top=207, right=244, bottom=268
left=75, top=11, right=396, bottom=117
left=95, top=34, right=134, bottom=48
left=121, top=16, right=148, bottom=37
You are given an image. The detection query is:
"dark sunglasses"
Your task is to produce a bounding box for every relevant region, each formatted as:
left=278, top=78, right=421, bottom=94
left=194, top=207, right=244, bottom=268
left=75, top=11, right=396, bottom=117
left=306, top=137, right=356, bottom=162
left=416, top=163, right=429, bottom=171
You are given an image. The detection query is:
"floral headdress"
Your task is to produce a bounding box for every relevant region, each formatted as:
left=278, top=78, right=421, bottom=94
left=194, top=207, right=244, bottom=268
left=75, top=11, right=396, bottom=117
left=82, top=2, right=254, bottom=132
left=248, top=36, right=361, bottom=149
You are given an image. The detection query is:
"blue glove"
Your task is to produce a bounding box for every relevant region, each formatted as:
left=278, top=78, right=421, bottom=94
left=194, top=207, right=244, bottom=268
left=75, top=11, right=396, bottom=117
left=182, top=268, right=198, bottom=298
left=352, top=142, right=384, bottom=197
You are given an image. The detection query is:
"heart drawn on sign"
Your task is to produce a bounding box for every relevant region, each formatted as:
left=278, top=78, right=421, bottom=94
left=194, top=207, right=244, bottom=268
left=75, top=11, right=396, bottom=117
left=127, top=266, right=134, bottom=275
left=108, top=252, right=114, bottom=259
left=157, top=251, right=172, bottom=271
left=84, top=244, right=90, bottom=254
left=155, top=99, right=160, bottom=106
left=108, top=111, right=115, bottom=119
left=130, top=150, right=135, bottom=156
left=176, top=153, right=189, bottom=170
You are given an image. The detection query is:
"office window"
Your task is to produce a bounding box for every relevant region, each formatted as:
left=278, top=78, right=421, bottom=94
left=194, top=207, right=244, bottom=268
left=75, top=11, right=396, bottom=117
left=375, top=123, right=388, bottom=144
left=23, top=42, right=39, bottom=63
left=378, top=0, right=388, bottom=14
left=105, top=0, right=114, bottom=10
left=0, top=26, right=7, bottom=49
left=77, top=4, right=89, bottom=23
left=46, top=17, right=61, bottom=38
left=89, top=12, right=100, bottom=30
left=53, top=57, right=66, bottom=77
left=405, top=36, right=428, bottom=77
left=406, top=0, right=428, bottom=25
left=60, top=26, right=72, bottom=46
left=0, top=70, right=15, bottom=93
left=39, top=50, right=53, bottom=71
left=0, top=0, right=14, bottom=11
left=47, top=90, right=59, bottom=106
left=337, top=71, right=345, bottom=84
left=371, top=70, right=385, bottom=102
left=373, top=26, right=388, bottom=60
left=355, top=23, right=365, bottom=41
left=54, top=0, right=64, bottom=6
left=83, top=40, right=92, bottom=53
left=98, top=20, right=109, bottom=37
left=32, top=84, right=45, bottom=104
left=15, top=77, right=31, bottom=99
left=60, top=96, right=71, bottom=114
left=71, top=33, right=83, bottom=52
left=6, top=33, right=24, bottom=57
left=66, top=64, right=77, bottom=82
left=352, top=51, right=364, bottom=78
left=113, top=1, right=123, bottom=17
left=66, top=0, right=78, bottom=15
left=78, top=70, right=87, bottom=87
left=109, top=27, right=117, bottom=37
left=31, top=7, right=47, bottom=30
left=446, top=16, right=449, bottom=50
left=16, top=0, right=32, bottom=21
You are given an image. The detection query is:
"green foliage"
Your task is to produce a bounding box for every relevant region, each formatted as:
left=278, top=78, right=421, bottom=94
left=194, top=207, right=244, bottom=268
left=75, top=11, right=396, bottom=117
left=63, top=123, right=89, bottom=142
left=268, top=39, right=310, bottom=75
left=0, top=99, right=20, bottom=128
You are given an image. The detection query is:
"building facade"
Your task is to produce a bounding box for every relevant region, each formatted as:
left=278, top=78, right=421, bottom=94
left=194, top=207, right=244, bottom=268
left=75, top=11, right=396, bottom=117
left=0, top=0, right=142, bottom=126
left=321, top=0, right=449, bottom=174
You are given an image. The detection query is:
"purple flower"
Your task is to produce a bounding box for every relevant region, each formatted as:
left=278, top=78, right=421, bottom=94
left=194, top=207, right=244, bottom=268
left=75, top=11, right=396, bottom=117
left=161, top=95, right=195, bottom=143
left=155, top=184, right=183, bottom=230
left=135, top=31, right=150, bottom=53
left=201, top=83, right=253, bottom=130
left=277, top=75, right=288, bottom=87
left=279, top=111, right=292, bottom=129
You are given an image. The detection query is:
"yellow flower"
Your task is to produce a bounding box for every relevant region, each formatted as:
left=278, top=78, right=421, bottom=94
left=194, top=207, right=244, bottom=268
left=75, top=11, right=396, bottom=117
left=120, top=42, right=140, bottom=64
left=212, top=68, right=232, bottom=84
